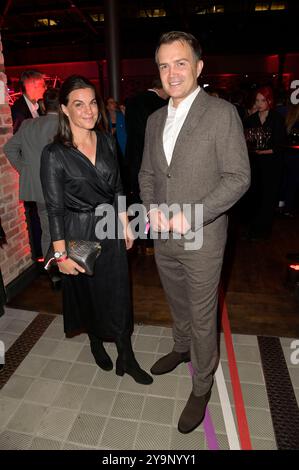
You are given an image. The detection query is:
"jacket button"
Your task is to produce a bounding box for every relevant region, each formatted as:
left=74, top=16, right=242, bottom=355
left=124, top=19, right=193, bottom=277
left=167, top=173, right=171, bottom=178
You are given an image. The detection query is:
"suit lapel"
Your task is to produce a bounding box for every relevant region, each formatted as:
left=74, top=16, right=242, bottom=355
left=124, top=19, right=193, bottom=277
left=156, top=106, right=169, bottom=169
left=21, top=96, right=34, bottom=119
left=169, top=89, right=210, bottom=169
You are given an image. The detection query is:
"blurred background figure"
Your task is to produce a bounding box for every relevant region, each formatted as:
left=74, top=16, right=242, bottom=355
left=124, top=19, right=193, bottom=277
left=204, top=86, right=220, bottom=98
left=230, top=90, right=246, bottom=122
left=125, top=78, right=168, bottom=205
left=244, top=86, right=286, bottom=240
left=10, top=69, right=47, bottom=260
left=281, top=103, right=299, bottom=217
left=243, top=92, right=258, bottom=121
left=119, top=103, right=126, bottom=115
left=0, top=218, right=7, bottom=249
left=11, top=69, right=46, bottom=133
left=106, top=96, right=127, bottom=191
left=106, top=97, right=127, bottom=156
left=125, top=77, right=168, bottom=255
left=4, top=88, right=59, bottom=259
left=0, top=217, right=6, bottom=324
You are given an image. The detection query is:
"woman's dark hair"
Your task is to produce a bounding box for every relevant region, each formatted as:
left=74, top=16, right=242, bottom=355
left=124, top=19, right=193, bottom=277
left=55, top=75, right=108, bottom=147
left=155, top=31, right=202, bottom=64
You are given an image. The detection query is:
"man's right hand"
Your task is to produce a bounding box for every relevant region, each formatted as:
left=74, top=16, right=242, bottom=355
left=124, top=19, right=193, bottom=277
left=149, top=209, right=170, bottom=233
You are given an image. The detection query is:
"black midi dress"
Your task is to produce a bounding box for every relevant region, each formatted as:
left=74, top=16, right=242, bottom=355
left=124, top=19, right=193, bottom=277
left=244, top=110, right=286, bottom=236
left=40, top=131, right=133, bottom=340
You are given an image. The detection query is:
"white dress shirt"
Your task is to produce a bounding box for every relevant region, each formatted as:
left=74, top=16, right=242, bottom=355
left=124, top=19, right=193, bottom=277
left=24, top=95, right=39, bottom=118
left=163, top=86, right=200, bottom=166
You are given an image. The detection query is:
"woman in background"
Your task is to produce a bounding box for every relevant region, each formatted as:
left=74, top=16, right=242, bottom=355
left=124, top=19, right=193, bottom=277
left=244, top=86, right=286, bottom=239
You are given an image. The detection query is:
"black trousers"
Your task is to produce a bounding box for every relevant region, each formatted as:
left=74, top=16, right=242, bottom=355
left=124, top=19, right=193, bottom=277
left=24, top=201, right=43, bottom=260
left=248, top=153, right=283, bottom=236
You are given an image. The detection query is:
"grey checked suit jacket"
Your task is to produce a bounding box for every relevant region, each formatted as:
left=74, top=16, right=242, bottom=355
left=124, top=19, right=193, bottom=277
left=139, top=89, right=250, bottom=240
left=4, top=113, right=58, bottom=203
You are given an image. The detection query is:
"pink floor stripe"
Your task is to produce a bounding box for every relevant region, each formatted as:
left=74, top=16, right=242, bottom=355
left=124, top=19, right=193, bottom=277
left=187, top=362, right=219, bottom=450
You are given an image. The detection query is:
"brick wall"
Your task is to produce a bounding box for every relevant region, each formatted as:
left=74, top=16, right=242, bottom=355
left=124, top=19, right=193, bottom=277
left=0, top=33, right=33, bottom=286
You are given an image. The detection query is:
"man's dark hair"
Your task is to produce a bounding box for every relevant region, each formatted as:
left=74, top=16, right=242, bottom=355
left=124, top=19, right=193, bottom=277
left=43, top=87, right=60, bottom=113
left=155, top=31, right=203, bottom=64
left=19, top=70, right=44, bottom=93
left=55, top=75, right=107, bottom=147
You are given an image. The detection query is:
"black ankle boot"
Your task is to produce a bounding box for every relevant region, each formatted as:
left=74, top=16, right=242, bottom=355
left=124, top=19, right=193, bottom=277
left=116, top=338, right=153, bottom=385
left=89, top=335, right=113, bottom=371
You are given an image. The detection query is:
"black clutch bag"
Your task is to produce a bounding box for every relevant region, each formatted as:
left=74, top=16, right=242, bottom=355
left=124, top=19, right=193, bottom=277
left=44, top=240, right=102, bottom=276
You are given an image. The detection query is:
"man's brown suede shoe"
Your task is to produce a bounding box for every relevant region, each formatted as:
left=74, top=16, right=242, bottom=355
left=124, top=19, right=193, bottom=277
left=178, top=389, right=211, bottom=434
left=150, top=350, right=190, bottom=375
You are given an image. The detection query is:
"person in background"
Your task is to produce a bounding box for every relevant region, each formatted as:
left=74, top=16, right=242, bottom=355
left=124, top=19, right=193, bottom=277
left=0, top=218, right=7, bottom=249
left=106, top=96, right=127, bottom=157
left=106, top=96, right=128, bottom=191
left=230, top=90, right=246, bottom=122
left=11, top=70, right=46, bottom=134
left=282, top=103, right=299, bottom=217
left=4, top=88, right=59, bottom=259
left=244, top=86, right=286, bottom=239
left=10, top=69, right=47, bottom=260
left=139, top=31, right=250, bottom=433
left=125, top=78, right=168, bottom=205
left=0, top=232, right=5, bottom=366
left=40, top=75, right=153, bottom=385
left=243, top=92, right=258, bottom=122
left=205, top=86, right=220, bottom=98
left=119, top=103, right=126, bottom=115
left=125, top=78, right=168, bottom=255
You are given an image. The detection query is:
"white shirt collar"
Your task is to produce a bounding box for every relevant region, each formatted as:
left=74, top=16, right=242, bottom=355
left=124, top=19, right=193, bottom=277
left=168, top=86, right=201, bottom=116
left=24, top=94, right=39, bottom=118
left=147, top=88, right=160, bottom=97
left=163, top=86, right=201, bottom=166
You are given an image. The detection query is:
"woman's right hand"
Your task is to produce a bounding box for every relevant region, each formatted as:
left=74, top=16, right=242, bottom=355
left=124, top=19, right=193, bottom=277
left=57, top=257, right=85, bottom=275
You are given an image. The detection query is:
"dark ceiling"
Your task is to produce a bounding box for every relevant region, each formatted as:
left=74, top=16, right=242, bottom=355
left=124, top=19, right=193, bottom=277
left=1, top=0, right=299, bottom=66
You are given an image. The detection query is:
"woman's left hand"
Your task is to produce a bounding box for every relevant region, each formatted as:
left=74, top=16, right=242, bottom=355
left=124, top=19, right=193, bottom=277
left=124, top=223, right=134, bottom=250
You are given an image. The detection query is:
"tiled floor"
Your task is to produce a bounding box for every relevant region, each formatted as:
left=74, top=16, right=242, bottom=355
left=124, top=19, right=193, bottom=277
left=0, top=307, right=299, bottom=450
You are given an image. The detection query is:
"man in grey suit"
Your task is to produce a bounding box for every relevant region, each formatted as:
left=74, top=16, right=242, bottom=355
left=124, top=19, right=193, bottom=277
left=4, top=88, right=59, bottom=257
left=139, top=31, right=250, bottom=433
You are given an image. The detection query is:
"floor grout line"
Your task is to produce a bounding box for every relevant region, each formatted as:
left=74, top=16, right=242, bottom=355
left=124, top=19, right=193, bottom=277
left=2, top=309, right=297, bottom=449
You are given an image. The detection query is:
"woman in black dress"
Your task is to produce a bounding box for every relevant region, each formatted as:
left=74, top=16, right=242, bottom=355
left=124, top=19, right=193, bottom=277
left=244, top=86, right=286, bottom=239
left=40, top=75, right=152, bottom=385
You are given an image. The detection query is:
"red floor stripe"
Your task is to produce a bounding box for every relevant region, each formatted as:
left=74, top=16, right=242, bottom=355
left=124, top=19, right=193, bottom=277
left=219, top=289, right=252, bottom=450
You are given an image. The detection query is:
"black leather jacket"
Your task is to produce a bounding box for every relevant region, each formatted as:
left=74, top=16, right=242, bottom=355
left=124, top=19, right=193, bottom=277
left=40, top=131, right=124, bottom=242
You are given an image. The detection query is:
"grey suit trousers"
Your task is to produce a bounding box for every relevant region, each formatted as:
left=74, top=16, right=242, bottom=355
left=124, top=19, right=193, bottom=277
left=154, top=220, right=227, bottom=396
left=36, top=202, right=51, bottom=258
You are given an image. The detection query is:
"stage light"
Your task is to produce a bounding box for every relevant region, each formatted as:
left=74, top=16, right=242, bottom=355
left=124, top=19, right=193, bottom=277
left=290, top=264, right=299, bottom=271
left=286, top=253, right=299, bottom=296
left=286, top=263, right=299, bottom=287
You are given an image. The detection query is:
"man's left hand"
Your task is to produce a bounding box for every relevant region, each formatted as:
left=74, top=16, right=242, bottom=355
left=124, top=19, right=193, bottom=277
left=169, top=212, right=191, bottom=235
